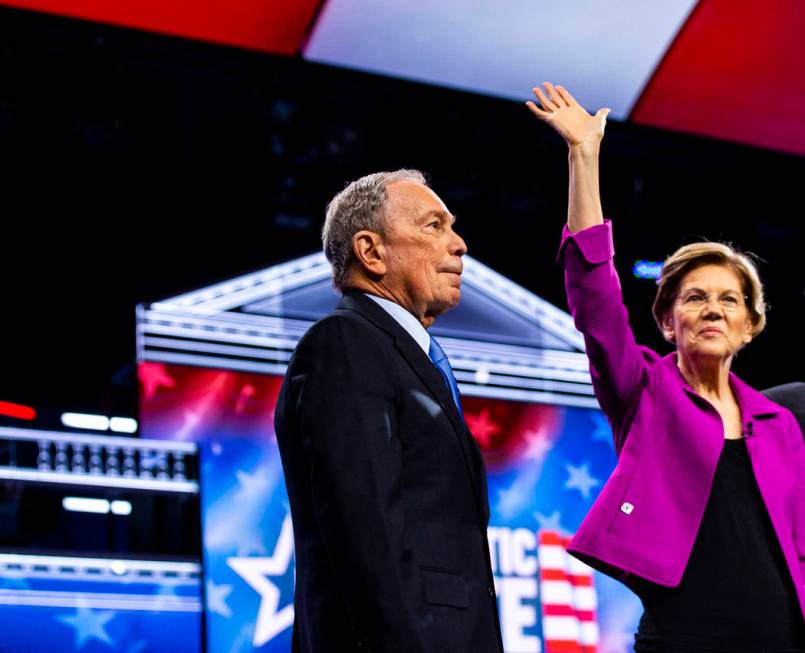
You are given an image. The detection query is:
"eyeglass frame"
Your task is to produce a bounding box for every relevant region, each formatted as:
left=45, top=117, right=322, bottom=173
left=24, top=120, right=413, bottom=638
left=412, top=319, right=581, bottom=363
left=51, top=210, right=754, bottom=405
left=674, top=289, right=749, bottom=312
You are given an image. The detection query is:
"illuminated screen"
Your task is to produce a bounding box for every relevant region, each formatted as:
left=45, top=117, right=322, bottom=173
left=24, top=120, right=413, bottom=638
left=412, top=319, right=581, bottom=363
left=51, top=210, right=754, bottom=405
left=0, top=553, right=202, bottom=653
left=140, top=361, right=642, bottom=652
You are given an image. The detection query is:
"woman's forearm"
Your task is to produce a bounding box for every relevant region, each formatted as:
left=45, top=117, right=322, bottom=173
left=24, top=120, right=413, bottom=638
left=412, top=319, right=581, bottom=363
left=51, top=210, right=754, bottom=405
left=567, top=143, right=604, bottom=233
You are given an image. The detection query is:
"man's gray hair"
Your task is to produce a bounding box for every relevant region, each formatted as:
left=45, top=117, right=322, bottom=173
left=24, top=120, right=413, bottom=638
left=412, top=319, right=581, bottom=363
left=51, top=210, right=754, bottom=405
left=322, top=169, right=427, bottom=290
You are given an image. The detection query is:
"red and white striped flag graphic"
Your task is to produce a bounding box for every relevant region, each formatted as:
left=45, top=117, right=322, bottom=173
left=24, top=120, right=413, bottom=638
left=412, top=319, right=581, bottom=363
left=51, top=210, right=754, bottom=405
left=538, top=531, right=599, bottom=653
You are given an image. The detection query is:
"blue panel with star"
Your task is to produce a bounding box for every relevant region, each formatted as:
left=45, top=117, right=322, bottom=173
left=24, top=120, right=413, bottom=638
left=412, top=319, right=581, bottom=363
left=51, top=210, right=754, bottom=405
left=200, top=437, right=294, bottom=653
left=0, top=557, right=203, bottom=653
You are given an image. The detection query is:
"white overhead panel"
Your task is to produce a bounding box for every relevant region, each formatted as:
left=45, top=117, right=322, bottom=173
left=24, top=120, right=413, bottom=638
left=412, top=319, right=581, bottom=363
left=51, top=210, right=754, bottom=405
left=304, top=0, right=698, bottom=118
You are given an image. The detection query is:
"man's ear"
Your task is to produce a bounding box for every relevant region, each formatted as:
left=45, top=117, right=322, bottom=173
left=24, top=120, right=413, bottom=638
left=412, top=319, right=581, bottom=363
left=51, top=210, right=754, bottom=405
left=352, top=230, right=387, bottom=278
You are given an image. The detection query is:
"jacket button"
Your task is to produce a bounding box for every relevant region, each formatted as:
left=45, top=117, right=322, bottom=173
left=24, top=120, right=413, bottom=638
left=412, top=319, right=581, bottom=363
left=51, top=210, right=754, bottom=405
left=488, top=585, right=496, bottom=598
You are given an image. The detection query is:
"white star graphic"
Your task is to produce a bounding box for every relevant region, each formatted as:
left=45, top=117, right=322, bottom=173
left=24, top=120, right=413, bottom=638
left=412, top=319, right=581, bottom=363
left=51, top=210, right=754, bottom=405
left=591, top=413, right=614, bottom=449
left=497, top=483, right=524, bottom=518
left=207, top=579, right=234, bottom=618
left=521, top=427, right=554, bottom=461
left=534, top=510, right=569, bottom=535
left=565, top=462, right=601, bottom=499
left=228, top=513, right=295, bottom=646
left=234, top=465, right=271, bottom=502
left=57, top=604, right=115, bottom=649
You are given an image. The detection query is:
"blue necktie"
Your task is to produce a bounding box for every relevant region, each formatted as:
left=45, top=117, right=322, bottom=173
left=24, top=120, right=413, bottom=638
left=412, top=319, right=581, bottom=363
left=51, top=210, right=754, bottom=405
left=428, top=337, right=464, bottom=419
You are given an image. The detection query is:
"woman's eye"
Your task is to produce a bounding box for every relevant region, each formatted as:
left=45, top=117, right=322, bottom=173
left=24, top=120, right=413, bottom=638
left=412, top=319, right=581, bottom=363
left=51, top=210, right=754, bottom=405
left=722, top=296, right=738, bottom=304
left=686, top=294, right=704, bottom=303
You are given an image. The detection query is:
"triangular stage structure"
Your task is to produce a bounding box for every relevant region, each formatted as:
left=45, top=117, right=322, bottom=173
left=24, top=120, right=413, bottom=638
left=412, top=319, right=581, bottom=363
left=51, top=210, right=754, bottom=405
left=137, top=253, right=597, bottom=408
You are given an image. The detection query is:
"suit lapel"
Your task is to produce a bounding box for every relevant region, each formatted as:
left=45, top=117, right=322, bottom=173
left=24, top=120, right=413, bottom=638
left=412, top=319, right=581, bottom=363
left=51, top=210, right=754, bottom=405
left=337, top=292, right=485, bottom=514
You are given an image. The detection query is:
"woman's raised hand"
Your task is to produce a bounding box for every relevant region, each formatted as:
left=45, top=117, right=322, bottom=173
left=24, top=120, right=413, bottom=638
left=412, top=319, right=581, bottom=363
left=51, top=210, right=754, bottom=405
left=526, top=82, right=610, bottom=150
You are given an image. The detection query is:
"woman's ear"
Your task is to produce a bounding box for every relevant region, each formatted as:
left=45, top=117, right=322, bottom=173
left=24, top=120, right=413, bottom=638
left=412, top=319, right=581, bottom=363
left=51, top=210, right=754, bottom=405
left=742, top=318, right=753, bottom=345
left=662, top=314, right=676, bottom=343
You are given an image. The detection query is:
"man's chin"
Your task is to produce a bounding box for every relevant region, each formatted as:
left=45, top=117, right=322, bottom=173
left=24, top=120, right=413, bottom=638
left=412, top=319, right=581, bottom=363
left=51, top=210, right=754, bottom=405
left=441, top=290, right=462, bottom=312
left=427, top=292, right=461, bottom=320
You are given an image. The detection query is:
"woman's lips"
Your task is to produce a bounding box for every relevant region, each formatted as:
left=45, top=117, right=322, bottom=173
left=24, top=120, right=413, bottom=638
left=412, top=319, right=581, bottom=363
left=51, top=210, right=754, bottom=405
left=699, top=327, right=723, bottom=336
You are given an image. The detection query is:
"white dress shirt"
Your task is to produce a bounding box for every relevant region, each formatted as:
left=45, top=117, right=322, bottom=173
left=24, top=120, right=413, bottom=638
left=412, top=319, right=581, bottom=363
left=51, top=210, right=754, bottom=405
left=364, top=293, right=430, bottom=356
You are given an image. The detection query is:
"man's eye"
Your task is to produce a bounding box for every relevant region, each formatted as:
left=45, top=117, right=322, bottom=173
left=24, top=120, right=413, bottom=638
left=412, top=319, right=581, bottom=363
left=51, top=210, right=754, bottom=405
left=429, top=221, right=441, bottom=229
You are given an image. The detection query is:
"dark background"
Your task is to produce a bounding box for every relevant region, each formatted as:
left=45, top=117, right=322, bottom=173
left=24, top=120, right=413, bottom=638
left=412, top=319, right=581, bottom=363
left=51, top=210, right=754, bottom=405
left=2, top=6, right=803, bottom=422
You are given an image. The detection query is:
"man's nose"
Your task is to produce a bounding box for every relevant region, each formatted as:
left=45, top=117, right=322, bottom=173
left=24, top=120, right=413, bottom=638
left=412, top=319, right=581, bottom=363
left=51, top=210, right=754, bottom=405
left=450, top=230, right=468, bottom=257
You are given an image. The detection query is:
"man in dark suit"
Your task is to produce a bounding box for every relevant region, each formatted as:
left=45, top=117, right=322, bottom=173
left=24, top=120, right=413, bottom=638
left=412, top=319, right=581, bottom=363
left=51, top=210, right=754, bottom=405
left=763, top=382, right=805, bottom=435
left=274, top=170, right=502, bottom=653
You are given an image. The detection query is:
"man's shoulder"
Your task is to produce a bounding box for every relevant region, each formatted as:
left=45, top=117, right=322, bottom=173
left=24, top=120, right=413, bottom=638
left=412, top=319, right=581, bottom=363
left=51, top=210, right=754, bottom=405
left=307, top=305, right=376, bottom=337
left=293, top=306, right=390, bottom=359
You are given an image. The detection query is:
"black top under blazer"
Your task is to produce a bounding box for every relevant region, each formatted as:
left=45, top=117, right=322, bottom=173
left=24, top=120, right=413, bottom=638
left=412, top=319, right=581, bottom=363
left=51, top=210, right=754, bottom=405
left=274, top=291, right=503, bottom=653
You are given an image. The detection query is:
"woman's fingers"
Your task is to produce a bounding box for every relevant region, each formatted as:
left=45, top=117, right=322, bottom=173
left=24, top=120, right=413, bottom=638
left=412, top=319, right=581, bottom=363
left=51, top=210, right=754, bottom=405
left=527, top=82, right=609, bottom=147
left=544, top=81, right=567, bottom=107
left=555, top=85, right=575, bottom=107
left=525, top=100, right=551, bottom=120
left=595, top=107, right=611, bottom=121
left=533, top=86, right=557, bottom=112
left=595, top=107, right=611, bottom=134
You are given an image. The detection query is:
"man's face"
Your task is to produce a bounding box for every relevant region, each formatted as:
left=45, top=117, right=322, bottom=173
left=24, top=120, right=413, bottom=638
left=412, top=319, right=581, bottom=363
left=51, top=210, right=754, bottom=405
left=381, top=180, right=467, bottom=327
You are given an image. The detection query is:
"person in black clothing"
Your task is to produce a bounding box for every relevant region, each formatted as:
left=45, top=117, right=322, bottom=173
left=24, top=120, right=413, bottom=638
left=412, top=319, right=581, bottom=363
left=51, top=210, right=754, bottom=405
left=764, top=382, right=805, bottom=435
left=274, top=170, right=502, bottom=653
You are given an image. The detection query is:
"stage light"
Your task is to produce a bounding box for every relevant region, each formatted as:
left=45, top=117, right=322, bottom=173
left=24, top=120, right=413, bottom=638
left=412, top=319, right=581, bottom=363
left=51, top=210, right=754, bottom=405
left=474, top=368, right=491, bottom=384
left=632, top=260, right=663, bottom=280
left=110, top=417, right=138, bottom=433
left=0, top=400, right=36, bottom=421
left=60, top=413, right=110, bottom=431
left=62, top=497, right=132, bottom=516
left=110, top=560, right=129, bottom=575
left=62, top=497, right=110, bottom=514
left=110, top=500, right=133, bottom=515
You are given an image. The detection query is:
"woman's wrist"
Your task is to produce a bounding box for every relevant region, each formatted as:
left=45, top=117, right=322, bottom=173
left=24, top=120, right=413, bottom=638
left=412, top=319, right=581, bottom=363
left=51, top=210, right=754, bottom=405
left=568, top=141, right=601, bottom=161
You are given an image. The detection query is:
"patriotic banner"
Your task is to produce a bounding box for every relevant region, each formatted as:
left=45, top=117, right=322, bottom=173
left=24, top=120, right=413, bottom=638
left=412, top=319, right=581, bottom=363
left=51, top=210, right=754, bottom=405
left=140, top=362, right=643, bottom=653
left=538, top=532, right=598, bottom=653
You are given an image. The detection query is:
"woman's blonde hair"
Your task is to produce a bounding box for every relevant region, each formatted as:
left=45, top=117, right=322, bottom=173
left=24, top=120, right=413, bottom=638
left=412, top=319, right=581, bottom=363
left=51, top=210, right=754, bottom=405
left=652, top=241, right=767, bottom=338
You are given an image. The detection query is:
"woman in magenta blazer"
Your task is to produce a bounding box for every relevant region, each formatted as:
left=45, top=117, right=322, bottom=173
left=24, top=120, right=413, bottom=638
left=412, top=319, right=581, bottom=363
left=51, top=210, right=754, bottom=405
left=527, top=83, right=805, bottom=652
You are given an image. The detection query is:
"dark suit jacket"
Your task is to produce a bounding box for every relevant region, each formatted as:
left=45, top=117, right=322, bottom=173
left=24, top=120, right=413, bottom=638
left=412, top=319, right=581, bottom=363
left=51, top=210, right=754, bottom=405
left=274, top=291, right=503, bottom=653
left=764, top=382, right=805, bottom=436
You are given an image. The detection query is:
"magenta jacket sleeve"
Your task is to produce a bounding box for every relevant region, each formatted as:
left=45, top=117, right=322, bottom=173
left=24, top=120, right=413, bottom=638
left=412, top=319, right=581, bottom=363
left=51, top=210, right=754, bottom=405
left=791, top=412, right=805, bottom=585
left=557, top=220, right=659, bottom=451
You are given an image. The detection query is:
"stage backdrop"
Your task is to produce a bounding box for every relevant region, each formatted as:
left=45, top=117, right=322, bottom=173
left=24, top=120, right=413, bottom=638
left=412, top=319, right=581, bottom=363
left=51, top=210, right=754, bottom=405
left=138, top=251, right=642, bottom=653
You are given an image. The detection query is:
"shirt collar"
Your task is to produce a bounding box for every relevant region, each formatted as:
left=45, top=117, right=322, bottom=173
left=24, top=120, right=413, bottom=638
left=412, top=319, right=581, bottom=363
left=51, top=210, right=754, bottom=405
left=364, top=293, right=430, bottom=355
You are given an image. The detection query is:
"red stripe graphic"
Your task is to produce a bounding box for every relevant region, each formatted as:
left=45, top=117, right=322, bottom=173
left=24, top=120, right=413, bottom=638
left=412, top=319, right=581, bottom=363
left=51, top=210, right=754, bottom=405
left=631, top=0, right=805, bottom=156
left=539, top=531, right=599, bottom=653
left=0, top=0, right=321, bottom=55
